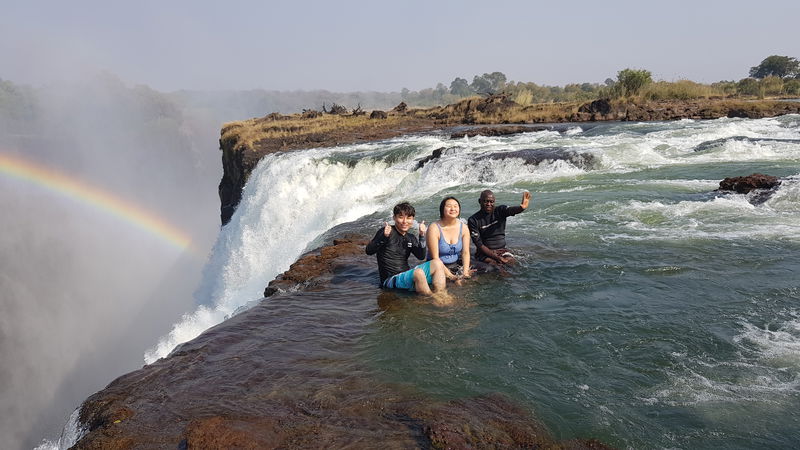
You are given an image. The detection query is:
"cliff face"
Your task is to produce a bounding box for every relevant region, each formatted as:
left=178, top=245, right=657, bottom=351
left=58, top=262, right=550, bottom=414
left=218, top=135, right=266, bottom=225
left=217, top=97, right=800, bottom=224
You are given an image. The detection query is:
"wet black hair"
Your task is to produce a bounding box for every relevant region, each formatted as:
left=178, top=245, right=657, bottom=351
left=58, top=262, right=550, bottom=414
left=439, top=196, right=461, bottom=218
left=393, top=202, right=415, bottom=217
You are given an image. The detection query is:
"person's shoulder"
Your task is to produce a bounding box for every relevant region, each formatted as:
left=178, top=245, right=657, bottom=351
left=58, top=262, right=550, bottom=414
left=467, top=211, right=482, bottom=222
left=497, top=204, right=510, bottom=215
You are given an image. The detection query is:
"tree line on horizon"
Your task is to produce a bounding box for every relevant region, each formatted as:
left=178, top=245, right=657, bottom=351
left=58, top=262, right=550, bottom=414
left=398, top=55, right=800, bottom=107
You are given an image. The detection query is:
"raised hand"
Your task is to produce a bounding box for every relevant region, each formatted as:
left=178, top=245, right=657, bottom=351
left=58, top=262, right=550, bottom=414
left=418, top=220, right=427, bottom=236
left=383, top=221, right=392, bottom=237
left=520, top=191, right=532, bottom=210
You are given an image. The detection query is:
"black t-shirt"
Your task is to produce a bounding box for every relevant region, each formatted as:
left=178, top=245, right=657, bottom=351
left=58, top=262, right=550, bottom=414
left=468, top=205, right=512, bottom=259
left=365, top=226, right=426, bottom=284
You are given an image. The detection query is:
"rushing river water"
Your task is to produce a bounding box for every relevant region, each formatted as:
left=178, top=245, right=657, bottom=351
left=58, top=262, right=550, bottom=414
left=138, top=115, right=800, bottom=449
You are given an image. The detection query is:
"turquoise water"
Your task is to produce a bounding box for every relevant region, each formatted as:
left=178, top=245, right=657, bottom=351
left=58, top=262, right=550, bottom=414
left=152, top=114, right=800, bottom=448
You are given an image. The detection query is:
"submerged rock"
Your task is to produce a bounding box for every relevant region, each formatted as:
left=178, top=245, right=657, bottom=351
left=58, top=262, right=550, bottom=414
left=264, top=236, right=368, bottom=297
left=694, top=136, right=800, bottom=152
left=479, top=148, right=598, bottom=170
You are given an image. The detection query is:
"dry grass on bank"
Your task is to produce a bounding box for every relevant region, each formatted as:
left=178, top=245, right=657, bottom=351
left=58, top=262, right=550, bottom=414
left=638, top=80, right=723, bottom=101
left=221, top=113, right=405, bottom=151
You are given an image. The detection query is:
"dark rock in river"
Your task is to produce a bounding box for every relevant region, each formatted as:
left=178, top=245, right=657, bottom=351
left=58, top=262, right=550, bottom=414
left=479, top=148, right=598, bottom=170
left=415, top=146, right=447, bottom=169
left=718, top=173, right=781, bottom=194
left=717, top=173, right=782, bottom=205
left=694, top=136, right=800, bottom=152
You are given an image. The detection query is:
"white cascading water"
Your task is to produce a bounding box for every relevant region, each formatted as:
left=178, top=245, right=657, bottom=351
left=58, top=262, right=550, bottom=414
left=143, top=132, right=590, bottom=363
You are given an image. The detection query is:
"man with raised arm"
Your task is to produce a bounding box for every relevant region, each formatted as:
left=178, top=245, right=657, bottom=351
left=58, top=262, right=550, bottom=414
left=468, top=190, right=532, bottom=268
left=366, top=202, right=455, bottom=296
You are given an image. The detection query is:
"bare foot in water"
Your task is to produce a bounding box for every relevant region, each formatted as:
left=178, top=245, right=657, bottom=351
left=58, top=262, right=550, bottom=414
left=431, top=291, right=455, bottom=306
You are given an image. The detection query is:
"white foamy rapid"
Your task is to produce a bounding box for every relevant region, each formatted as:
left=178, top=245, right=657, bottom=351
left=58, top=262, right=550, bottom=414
left=649, top=310, right=800, bottom=409
left=145, top=115, right=800, bottom=362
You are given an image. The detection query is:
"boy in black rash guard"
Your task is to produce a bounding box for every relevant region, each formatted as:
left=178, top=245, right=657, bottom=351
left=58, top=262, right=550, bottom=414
left=467, top=190, right=532, bottom=269
left=366, top=202, right=454, bottom=296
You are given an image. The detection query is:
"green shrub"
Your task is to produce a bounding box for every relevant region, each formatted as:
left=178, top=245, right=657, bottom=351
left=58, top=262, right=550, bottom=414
left=615, top=69, right=653, bottom=97
left=785, top=79, right=800, bottom=96
left=736, top=78, right=761, bottom=96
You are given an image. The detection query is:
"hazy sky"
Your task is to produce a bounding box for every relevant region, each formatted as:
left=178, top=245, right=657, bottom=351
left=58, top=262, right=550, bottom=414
left=2, top=0, right=799, bottom=92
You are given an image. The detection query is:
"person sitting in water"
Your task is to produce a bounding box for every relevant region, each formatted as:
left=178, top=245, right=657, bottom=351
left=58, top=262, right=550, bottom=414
left=467, top=190, right=532, bottom=269
left=426, top=196, right=472, bottom=279
left=366, top=202, right=455, bottom=296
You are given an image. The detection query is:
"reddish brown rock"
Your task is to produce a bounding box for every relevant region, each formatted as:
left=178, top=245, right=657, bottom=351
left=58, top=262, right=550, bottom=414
left=718, top=173, right=781, bottom=194
left=264, top=236, right=368, bottom=297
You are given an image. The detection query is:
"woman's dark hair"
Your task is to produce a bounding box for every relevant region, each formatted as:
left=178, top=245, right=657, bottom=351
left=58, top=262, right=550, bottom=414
left=439, top=196, right=461, bottom=218
left=393, top=202, right=415, bottom=217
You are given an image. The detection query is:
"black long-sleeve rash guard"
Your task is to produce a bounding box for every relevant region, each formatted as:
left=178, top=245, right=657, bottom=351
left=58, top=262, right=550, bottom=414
left=467, top=204, right=523, bottom=260
left=365, top=226, right=426, bottom=285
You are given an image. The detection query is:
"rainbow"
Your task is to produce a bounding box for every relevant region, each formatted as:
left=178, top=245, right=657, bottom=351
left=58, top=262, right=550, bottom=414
left=0, top=151, right=193, bottom=252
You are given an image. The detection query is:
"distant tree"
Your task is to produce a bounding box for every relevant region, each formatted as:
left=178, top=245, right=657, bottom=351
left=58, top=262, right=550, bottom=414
left=400, top=87, right=410, bottom=101
left=470, top=74, right=493, bottom=94
left=484, top=71, right=507, bottom=92
left=434, top=82, right=448, bottom=101
left=616, top=68, right=653, bottom=97
left=749, top=55, right=800, bottom=79
left=604, top=78, right=616, bottom=86
left=449, top=77, right=472, bottom=96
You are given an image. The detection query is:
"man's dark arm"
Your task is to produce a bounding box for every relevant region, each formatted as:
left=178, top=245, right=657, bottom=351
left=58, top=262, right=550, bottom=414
left=506, top=191, right=532, bottom=216
left=506, top=205, right=524, bottom=216
left=365, top=228, right=387, bottom=255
